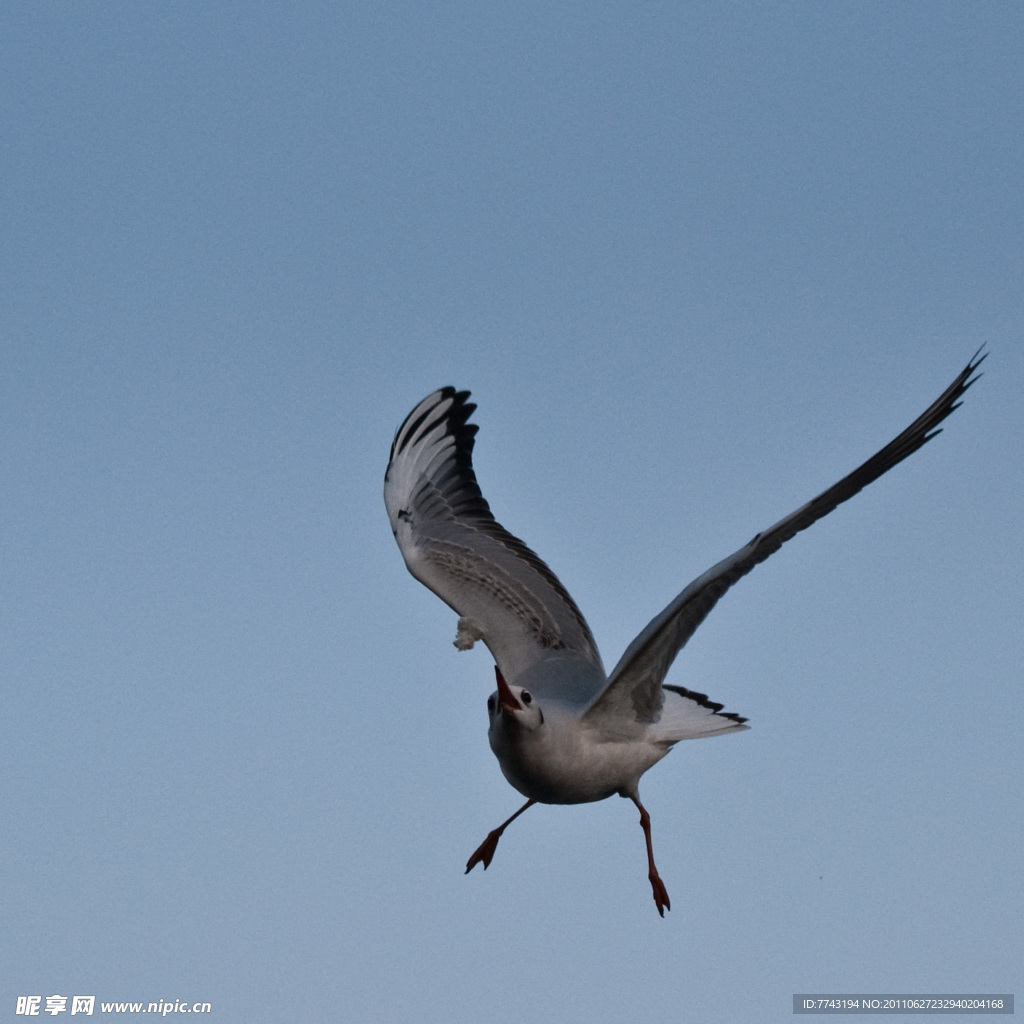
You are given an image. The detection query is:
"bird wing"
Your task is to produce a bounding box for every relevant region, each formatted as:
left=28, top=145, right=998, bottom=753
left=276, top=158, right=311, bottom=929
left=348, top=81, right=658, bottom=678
left=584, top=349, right=985, bottom=731
left=384, top=387, right=606, bottom=696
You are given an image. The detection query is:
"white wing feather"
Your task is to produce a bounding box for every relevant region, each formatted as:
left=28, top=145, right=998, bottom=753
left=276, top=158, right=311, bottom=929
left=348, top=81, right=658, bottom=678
left=384, top=388, right=606, bottom=699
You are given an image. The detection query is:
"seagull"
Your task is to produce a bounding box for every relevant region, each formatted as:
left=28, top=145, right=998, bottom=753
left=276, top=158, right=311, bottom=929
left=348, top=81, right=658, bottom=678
left=383, top=351, right=984, bottom=916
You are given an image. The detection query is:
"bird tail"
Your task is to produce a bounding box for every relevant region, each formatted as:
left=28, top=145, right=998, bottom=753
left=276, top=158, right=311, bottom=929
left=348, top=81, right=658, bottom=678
left=649, top=685, right=749, bottom=744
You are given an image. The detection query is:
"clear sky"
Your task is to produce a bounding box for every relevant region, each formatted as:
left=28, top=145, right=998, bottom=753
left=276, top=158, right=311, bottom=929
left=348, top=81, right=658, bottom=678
left=2, top=4, right=1021, bottom=1023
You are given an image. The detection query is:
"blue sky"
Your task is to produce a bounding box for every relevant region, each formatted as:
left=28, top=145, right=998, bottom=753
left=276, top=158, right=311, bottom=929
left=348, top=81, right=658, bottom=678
left=2, top=3, right=1021, bottom=1022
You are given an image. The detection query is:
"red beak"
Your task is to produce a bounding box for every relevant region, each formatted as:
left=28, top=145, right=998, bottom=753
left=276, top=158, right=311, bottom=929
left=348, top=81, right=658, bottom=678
left=494, top=666, right=522, bottom=713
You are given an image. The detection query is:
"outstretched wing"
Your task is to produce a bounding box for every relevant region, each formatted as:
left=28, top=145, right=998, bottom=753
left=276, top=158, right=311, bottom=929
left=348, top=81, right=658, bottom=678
left=585, top=349, right=985, bottom=730
left=384, top=387, right=605, bottom=693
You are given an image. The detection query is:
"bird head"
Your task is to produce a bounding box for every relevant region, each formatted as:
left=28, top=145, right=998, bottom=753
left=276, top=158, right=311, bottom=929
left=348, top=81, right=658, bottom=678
left=486, top=666, right=544, bottom=732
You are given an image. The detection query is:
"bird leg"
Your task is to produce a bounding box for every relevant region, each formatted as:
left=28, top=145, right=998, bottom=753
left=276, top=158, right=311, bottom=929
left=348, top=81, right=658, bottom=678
left=465, top=798, right=536, bottom=873
left=630, top=793, right=671, bottom=916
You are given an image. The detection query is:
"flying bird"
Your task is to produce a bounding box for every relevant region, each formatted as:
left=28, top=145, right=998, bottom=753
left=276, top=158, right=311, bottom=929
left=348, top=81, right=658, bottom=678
left=383, top=351, right=984, bottom=916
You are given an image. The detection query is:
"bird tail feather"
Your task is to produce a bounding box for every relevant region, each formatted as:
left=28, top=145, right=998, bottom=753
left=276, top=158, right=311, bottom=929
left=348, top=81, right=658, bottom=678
left=649, top=685, right=749, bottom=744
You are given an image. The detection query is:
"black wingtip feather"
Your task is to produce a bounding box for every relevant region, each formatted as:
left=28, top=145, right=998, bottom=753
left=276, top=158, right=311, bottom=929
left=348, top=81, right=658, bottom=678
left=392, top=386, right=477, bottom=460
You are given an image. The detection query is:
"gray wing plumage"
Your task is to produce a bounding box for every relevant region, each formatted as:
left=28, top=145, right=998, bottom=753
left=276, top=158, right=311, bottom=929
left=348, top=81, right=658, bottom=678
left=585, top=349, right=985, bottom=731
left=384, top=388, right=605, bottom=693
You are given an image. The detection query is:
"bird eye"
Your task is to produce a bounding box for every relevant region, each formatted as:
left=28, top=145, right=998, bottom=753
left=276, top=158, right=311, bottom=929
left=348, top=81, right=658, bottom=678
left=521, top=691, right=532, bottom=705
left=487, top=695, right=496, bottom=712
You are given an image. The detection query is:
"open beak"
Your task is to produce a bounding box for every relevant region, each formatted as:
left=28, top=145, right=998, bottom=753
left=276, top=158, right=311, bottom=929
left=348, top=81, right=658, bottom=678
left=494, top=666, right=522, bottom=714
